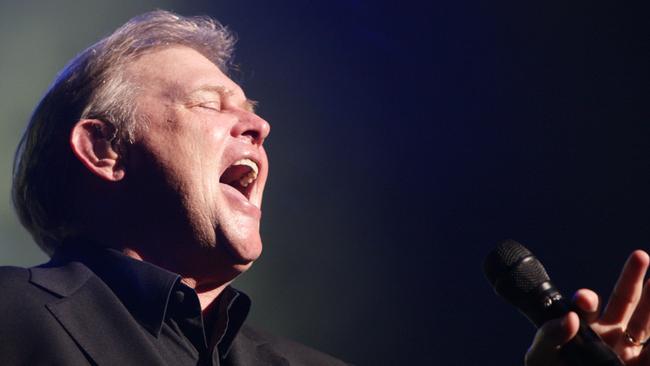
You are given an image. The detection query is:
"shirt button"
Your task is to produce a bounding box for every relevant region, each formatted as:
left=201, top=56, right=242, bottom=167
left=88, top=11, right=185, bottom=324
left=174, top=290, right=185, bottom=304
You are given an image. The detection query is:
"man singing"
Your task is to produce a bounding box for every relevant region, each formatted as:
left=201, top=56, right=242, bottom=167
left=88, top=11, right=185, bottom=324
left=2, top=10, right=347, bottom=365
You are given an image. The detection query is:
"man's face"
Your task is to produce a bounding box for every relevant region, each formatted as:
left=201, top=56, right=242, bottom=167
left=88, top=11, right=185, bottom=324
left=123, top=46, right=270, bottom=279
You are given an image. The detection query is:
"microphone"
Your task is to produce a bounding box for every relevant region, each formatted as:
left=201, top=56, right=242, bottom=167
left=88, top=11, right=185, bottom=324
left=483, top=239, right=624, bottom=366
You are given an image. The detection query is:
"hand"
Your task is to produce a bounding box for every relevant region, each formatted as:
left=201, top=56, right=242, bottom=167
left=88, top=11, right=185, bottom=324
left=525, top=250, right=650, bottom=366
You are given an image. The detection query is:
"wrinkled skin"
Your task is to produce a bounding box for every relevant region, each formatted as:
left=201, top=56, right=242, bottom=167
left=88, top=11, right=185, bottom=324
left=120, top=46, right=271, bottom=288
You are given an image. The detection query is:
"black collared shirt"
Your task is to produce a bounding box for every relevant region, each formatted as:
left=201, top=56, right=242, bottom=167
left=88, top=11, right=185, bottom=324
left=54, top=245, right=251, bottom=366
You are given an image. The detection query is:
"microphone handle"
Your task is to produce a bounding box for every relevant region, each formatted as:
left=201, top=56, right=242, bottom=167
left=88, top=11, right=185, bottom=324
left=539, top=288, right=624, bottom=366
left=561, top=319, right=624, bottom=366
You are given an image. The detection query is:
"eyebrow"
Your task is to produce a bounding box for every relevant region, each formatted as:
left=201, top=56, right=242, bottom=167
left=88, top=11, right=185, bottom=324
left=186, top=85, right=258, bottom=113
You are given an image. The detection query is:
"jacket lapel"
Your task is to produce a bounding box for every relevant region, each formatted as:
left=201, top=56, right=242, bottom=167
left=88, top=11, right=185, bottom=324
left=30, top=264, right=168, bottom=365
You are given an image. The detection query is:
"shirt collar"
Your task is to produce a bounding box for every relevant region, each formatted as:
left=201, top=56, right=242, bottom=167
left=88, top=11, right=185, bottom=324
left=52, top=240, right=252, bottom=358
left=54, top=242, right=180, bottom=336
left=215, top=286, right=251, bottom=358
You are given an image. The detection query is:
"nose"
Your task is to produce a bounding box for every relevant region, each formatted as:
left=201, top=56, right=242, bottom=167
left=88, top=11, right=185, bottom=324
left=230, top=110, right=271, bottom=146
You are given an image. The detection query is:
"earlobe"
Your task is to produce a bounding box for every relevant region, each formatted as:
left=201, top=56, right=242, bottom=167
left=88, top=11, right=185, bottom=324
left=70, top=119, right=125, bottom=181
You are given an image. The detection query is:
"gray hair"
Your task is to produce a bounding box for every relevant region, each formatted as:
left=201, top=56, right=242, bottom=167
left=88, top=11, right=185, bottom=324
left=12, top=10, right=236, bottom=255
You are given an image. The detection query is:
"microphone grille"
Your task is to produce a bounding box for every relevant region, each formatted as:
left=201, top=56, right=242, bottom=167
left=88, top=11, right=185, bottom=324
left=484, top=239, right=532, bottom=286
left=483, top=239, right=550, bottom=294
left=494, top=239, right=532, bottom=266
left=484, top=240, right=566, bottom=328
left=509, top=256, right=550, bottom=293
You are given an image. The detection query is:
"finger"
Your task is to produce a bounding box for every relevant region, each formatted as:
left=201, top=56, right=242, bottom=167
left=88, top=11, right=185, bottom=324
left=601, top=250, right=650, bottom=325
left=572, top=288, right=600, bottom=324
left=525, top=312, right=579, bottom=366
left=620, top=279, right=650, bottom=349
left=636, top=342, right=650, bottom=365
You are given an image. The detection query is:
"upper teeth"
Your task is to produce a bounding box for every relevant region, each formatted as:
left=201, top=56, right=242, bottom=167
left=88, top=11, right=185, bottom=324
left=233, top=158, right=259, bottom=187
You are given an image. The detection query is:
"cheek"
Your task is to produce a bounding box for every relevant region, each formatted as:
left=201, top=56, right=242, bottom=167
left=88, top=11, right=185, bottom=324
left=136, top=111, right=233, bottom=185
left=192, top=123, right=231, bottom=193
left=161, top=123, right=220, bottom=168
left=191, top=112, right=233, bottom=151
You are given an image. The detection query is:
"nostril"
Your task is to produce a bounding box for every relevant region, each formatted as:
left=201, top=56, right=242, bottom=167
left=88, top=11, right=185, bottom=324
left=242, top=130, right=259, bottom=142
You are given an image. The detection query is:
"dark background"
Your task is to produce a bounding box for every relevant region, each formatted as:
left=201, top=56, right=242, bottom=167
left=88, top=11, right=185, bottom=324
left=2, top=1, right=649, bottom=365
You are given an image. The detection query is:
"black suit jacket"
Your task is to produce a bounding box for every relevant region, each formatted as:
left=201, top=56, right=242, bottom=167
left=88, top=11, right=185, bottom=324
left=0, top=260, right=348, bottom=365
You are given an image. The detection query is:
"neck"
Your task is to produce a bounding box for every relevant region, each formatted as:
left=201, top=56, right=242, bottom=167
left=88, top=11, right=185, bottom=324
left=180, top=277, right=230, bottom=311
left=122, top=247, right=230, bottom=312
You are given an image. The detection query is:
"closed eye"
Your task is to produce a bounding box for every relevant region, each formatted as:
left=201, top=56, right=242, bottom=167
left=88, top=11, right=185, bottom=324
left=195, top=101, right=221, bottom=111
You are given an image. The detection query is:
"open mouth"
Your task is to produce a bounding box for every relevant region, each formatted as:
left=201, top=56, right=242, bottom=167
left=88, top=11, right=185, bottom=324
left=219, top=158, right=259, bottom=200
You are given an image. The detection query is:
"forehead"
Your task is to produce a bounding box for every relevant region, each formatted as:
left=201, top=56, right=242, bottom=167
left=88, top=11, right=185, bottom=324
left=124, top=46, right=242, bottom=97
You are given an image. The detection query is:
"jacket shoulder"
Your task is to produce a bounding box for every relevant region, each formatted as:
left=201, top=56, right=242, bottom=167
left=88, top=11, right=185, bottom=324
left=0, top=264, right=73, bottom=304
left=0, top=265, right=30, bottom=287
left=0, top=265, right=55, bottom=316
left=0, top=265, right=48, bottom=302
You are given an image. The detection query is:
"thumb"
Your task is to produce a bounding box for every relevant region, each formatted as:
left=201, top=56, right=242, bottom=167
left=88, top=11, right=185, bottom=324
left=525, top=312, right=580, bottom=366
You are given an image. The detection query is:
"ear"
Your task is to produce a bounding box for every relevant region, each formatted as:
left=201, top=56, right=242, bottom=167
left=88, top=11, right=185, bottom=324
left=70, top=119, right=125, bottom=181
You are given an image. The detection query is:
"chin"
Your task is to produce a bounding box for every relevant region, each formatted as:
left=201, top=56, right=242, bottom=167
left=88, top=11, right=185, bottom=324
left=219, top=245, right=260, bottom=281
left=228, top=239, right=263, bottom=264
left=231, top=261, right=255, bottom=274
left=188, top=240, right=260, bottom=286
left=216, top=229, right=263, bottom=264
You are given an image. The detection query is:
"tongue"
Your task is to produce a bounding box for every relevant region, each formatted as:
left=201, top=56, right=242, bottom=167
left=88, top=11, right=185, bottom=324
left=220, top=165, right=251, bottom=185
